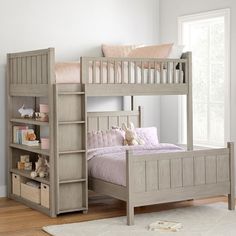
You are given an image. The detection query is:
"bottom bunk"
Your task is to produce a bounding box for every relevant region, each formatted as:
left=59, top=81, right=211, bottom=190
left=87, top=109, right=235, bottom=225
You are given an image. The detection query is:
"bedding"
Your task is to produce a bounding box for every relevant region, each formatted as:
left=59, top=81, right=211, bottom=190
left=102, top=44, right=138, bottom=57
left=88, top=144, right=184, bottom=186
left=55, top=61, right=184, bottom=84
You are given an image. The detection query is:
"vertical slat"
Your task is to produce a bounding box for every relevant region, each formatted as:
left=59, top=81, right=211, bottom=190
left=98, top=116, right=109, bottom=131
left=173, top=62, right=176, bottom=83
left=42, top=54, right=48, bottom=84
left=160, top=62, right=163, bottom=84
left=121, top=61, right=125, bottom=84
left=118, top=116, right=128, bottom=126
left=31, top=56, right=37, bottom=84
left=167, top=62, right=171, bottom=83
left=92, top=60, right=96, bottom=84
left=194, top=156, right=205, bottom=185
left=17, top=57, right=22, bottom=84
left=128, top=61, right=131, bottom=84
left=26, top=56, right=31, bottom=84
left=154, top=62, right=157, bottom=84
left=205, top=156, right=217, bottom=184
left=171, top=159, right=182, bottom=188
left=159, top=160, right=170, bottom=189
left=134, top=161, right=146, bottom=192
left=99, top=60, right=103, bottom=84
left=108, top=116, right=118, bottom=128
left=36, top=55, right=42, bottom=84
left=134, top=61, right=138, bottom=84
left=148, top=62, right=151, bottom=84
left=21, top=57, right=27, bottom=84
left=12, top=58, right=17, bottom=84
left=217, top=155, right=229, bottom=182
left=114, top=60, right=117, bottom=84
left=179, top=63, right=183, bottom=83
left=183, top=157, right=194, bottom=186
left=107, top=60, right=110, bottom=84
left=141, top=62, right=144, bottom=84
left=146, top=160, right=158, bottom=191
left=228, top=142, right=235, bottom=210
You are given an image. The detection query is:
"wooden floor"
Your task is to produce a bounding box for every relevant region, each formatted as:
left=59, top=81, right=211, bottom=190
left=0, top=194, right=232, bottom=236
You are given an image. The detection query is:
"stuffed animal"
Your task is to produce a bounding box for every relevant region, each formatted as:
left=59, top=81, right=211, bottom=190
left=30, top=155, right=49, bottom=178
left=18, top=104, right=34, bottom=118
left=122, top=122, right=145, bottom=146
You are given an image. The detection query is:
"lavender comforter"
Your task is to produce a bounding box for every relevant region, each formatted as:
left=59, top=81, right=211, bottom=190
left=88, top=144, right=184, bottom=186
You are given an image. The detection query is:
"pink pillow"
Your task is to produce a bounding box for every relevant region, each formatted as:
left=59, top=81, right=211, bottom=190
left=87, top=130, right=124, bottom=149
left=128, top=43, right=173, bottom=69
left=135, top=127, right=159, bottom=145
left=102, top=44, right=137, bottom=58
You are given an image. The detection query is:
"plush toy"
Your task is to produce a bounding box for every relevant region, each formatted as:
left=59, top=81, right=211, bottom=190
left=30, top=155, right=49, bottom=178
left=18, top=104, right=34, bottom=118
left=122, top=122, right=145, bottom=146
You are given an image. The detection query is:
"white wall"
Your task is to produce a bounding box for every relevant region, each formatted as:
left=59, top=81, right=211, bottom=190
left=0, top=0, right=160, bottom=196
left=159, top=0, right=236, bottom=144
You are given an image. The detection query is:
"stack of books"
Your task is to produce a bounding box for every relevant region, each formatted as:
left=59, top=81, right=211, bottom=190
left=148, top=220, right=183, bottom=232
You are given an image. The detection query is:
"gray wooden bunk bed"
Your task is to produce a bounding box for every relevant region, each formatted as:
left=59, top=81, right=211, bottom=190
left=6, top=48, right=234, bottom=225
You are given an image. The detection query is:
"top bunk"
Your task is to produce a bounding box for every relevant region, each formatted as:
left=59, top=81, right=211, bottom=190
left=7, top=48, right=192, bottom=97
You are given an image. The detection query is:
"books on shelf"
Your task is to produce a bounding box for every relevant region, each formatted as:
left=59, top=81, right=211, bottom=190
left=13, top=126, right=39, bottom=146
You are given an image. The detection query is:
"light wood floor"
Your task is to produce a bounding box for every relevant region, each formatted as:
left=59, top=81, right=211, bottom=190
left=0, top=194, right=232, bottom=236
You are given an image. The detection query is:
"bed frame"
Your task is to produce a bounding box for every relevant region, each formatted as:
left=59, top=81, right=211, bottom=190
left=87, top=108, right=235, bottom=225
left=6, top=48, right=234, bottom=224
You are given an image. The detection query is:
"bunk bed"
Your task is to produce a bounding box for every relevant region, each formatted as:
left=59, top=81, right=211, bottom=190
left=6, top=48, right=235, bottom=225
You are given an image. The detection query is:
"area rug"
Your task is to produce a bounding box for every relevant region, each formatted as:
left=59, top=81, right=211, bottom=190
left=43, top=203, right=236, bottom=236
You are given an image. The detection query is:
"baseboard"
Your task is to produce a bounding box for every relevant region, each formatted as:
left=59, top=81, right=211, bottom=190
left=0, top=185, right=7, bottom=197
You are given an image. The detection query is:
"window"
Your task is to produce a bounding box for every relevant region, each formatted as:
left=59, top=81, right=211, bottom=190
left=178, top=9, right=230, bottom=147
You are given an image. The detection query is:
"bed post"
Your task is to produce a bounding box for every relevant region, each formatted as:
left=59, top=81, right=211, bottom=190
left=228, top=142, right=235, bottom=210
left=138, top=106, right=144, bottom=128
left=131, top=96, right=135, bottom=110
left=186, top=52, right=193, bottom=150
left=126, top=150, right=134, bottom=225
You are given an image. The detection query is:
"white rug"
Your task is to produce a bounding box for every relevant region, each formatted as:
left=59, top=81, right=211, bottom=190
left=43, top=203, right=236, bottom=236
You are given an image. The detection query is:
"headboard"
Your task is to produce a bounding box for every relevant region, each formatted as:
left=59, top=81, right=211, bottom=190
left=87, top=106, right=143, bottom=132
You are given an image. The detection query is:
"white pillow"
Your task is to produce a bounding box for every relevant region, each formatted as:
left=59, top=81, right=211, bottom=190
left=168, top=45, right=185, bottom=59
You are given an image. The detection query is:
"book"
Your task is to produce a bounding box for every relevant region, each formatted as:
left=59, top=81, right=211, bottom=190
left=13, top=126, right=28, bottom=144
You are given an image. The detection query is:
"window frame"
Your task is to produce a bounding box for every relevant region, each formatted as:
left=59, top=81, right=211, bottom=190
left=178, top=8, right=231, bottom=147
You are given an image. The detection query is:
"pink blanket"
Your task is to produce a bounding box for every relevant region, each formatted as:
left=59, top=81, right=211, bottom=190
left=88, top=144, right=184, bottom=186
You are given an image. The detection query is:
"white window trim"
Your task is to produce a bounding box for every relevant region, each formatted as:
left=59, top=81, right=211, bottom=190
left=178, top=8, right=231, bottom=147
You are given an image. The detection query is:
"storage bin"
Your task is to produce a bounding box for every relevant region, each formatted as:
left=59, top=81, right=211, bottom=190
left=12, top=174, right=21, bottom=196
left=41, top=138, right=49, bottom=149
left=21, top=183, right=41, bottom=204
left=41, top=183, right=50, bottom=208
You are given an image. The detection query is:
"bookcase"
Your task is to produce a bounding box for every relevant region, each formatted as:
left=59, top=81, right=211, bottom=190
left=7, top=48, right=88, bottom=217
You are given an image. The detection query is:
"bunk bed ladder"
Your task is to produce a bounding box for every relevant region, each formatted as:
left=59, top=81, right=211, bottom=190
left=54, top=84, right=88, bottom=214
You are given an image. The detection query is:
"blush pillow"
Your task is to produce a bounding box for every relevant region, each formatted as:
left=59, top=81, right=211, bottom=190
left=87, top=130, right=124, bottom=149
left=168, top=44, right=185, bottom=59
left=135, top=127, right=159, bottom=145
left=102, top=44, right=137, bottom=58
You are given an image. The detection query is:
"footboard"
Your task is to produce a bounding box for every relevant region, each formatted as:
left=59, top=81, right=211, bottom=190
left=126, top=142, right=235, bottom=225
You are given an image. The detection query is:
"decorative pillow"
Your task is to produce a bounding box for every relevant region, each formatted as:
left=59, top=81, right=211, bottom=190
left=87, top=130, right=124, bottom=149
left=128, top=43, right=173, bottom=69
left=168, top=45, right=185, bottom=59
left=102, top=44, right=137, bottom=58
left=135, top=127, right=159, bottom=145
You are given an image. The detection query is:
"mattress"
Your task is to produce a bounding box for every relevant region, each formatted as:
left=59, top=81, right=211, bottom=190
left=88, top=144, right=184, bottom=186
left=55, top=62, right=184, bottom=84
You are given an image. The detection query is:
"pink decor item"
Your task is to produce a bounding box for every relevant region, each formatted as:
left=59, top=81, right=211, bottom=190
left=39, top=104, right=49, bottom=113
left=41, top=138, right=49, bottom=150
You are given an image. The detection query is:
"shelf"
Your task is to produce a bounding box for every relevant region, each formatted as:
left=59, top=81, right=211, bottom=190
left=10, top=143, right=50, bottom=156
left=10, top=193, right=50, bottom=216
left=11, top=168, right=50, bottom=185
left=59, top=150, right=86, bottom=155
left=58, top=92, right=85, bottom=95
left=59, top=179, right=86, bottom=184
left=58, top=121, right=85, bottom=125
left=11, top=118, right=49, bottom=126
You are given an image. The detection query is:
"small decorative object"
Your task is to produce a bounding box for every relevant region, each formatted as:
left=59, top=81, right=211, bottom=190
left=39, top=104, right=49, bottom=113
left=122, top=122, right=145, bottom=146
left=18, top=104, right=34, bottom=118
left=41, top=138, right=49, bottom=149
left=17, top=155, right=32, bottom=171
left=148, top=220, right=183, bottom=232
left=21, top=129, right=39, bottom=146
left=31, top=155, right=50, bottom=179
left=35, top=112, right=49, bottom=122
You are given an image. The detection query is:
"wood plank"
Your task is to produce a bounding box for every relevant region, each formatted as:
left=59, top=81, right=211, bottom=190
left=183, top=157, right=194, bottom=186
left=217, top=155, right=230, bottom=182
left=146, top=160, right=158, bottom=191
left=194, top=156, right=205, bottom=185
left=206, top=156, right=217, bottom=184
left=171, top=158, right=182, bottom=188
left=159, top=159, right=170, bottom=189
left=133, top=161, right=146, bottom=193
